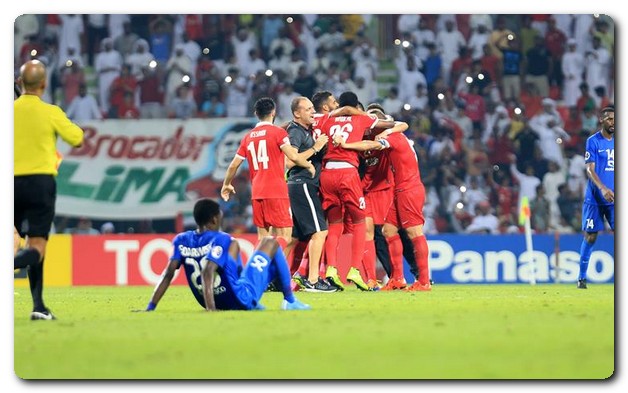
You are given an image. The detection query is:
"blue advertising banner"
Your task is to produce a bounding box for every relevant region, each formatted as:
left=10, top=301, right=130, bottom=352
left=405, top=234, right=614, bottom=284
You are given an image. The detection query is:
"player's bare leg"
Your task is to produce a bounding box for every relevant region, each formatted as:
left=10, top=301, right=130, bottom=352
left=271, top=226, right=292, bottom=252
left=306, top=229, right=327, bottom=284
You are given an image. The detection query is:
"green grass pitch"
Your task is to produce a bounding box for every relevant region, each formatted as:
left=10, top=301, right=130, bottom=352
left=14, top=284, right=614, bottom=379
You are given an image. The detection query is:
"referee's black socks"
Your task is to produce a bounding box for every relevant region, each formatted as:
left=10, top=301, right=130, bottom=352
left=14, top=248, right=40, bottom=270
left=28, top=256, right=46, bottom=312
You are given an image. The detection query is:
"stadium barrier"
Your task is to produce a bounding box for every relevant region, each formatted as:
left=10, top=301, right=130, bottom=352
left=14, top=233, right=614, bottom=287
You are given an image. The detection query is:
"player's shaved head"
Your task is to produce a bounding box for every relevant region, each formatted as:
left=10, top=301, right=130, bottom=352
left=19, top=60, right=47, bottom=92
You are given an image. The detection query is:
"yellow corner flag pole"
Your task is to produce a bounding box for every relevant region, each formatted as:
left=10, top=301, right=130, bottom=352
left=519, top=196, right=535, bottom=285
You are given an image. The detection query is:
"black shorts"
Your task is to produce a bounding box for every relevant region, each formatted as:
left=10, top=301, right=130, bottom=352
left=14, top=175, right=56, bottom=239
left=288, top=182, right=328, bottom=241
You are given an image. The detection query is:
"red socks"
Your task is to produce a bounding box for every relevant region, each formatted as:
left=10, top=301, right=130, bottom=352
left=324, top=222, right=343, bottom=269
left=350, top=221, right=366, bottom=270
left=362, top=239, right=377, bottom=281
left=411, top=235, right=430, bottom=285
left=275, top=237, right=288, bottom=251
left=292, top=240, right=309, bottom=275
left=385, top=234, right=404, bottom=280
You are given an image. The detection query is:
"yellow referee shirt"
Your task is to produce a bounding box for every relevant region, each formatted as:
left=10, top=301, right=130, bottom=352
left=14, top=95, right=84, bottom=176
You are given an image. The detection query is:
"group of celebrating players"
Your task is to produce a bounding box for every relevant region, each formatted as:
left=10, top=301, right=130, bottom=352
left=223, top=90, right=432, bottom=293
left=143, top=89, right=433, bottom=313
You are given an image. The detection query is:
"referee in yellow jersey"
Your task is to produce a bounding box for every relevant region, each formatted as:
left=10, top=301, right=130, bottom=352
left=14, top=59, right=84, bottom=320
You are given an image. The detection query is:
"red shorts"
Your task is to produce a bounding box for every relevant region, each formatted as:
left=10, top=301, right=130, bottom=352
left=320, top=167, right=365, bottom=213
left=385, top=187, right=425, bottom=228
left=252, top=198, right=293, bottom=229
left=365, top=188, right=393, bottom=225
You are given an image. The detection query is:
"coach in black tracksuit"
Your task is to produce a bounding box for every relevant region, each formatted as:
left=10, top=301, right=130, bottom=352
left=284, top=97, right=337, bottom=292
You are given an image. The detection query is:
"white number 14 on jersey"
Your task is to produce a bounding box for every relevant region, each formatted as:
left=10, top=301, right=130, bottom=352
left=247, top=140, right=269, bottom=170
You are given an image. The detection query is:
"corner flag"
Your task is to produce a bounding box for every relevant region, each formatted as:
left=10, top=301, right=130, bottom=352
left=519, top=196, right=531, bottom=226
left=519, top=196, right=536, bottom=285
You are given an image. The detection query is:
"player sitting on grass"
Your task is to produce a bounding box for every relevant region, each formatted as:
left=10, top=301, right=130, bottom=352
left=142, top=198, right=311, bottom=312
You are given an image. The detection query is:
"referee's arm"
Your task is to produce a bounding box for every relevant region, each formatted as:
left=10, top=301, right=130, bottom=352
left=51, top=106, right=84, bottom=147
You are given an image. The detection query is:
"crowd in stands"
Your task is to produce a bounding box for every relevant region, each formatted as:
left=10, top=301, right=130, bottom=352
left=14, top=14, right=614, bottom=235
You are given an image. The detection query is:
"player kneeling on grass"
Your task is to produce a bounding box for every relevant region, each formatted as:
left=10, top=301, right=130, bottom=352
left=142, top=198, right=311, bottom=312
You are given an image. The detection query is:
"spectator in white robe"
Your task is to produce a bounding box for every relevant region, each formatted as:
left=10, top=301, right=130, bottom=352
left=66, top=84, right=103, bottom=122
left=565, top=146, right=587, bottom=198
left=397, top=55, right=427, bottom=104
left=381, top=86, right=404, bottom=118
left=242, top=48, right=267, bottom=80
left=231, top=27, right=258, bottom=75
left=542, top=159, right=568, bottom=229
left=181, top=33, right=202, bottom=73
left=165, top=43, right=193, bottom=107
left=465, top=201, right=499, bottom=234
left=468, top=23, right=491, bottom=61
left=125, top=39, right=155, bottom=81
left=94, top=37, right=123, bottom=114
left=299, top=23, right=320, bottom=68
left=57, top=14, right=84, bottom=66
left=268, top=27, right=295, bottom=63
left=411, top=18, right=435, bottom=64
left=529, top=98, right=571, bottom=167
left=108, top=14, right=131, bottom=41
left=397, top=14, right=420, bottom=35
left=407, top=83, right=429, bottom=112
left=352, top=42, right=378, bottom=88
left=585, top=36, right=611, bottom=95
left=469, top=14, right=493, bottom=31
left=561, top=38, right=585, bottom=107
left=573, top=14, right=594, bottom=56
left=435, top=19, right=466, bottom=86
left=509, top=154, right=541, bottom=212
left=224, top=67, right=251, bottom=118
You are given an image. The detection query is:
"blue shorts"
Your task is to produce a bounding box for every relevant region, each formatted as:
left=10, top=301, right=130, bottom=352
left=582, top=202, right=614, bottom=232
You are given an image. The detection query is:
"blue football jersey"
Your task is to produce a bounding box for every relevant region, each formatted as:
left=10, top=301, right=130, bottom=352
left=584, top=131, right=615, bottom=206
left=204, top=232, right=252, bottom=310
left=171, top=230, right=222, bottom=308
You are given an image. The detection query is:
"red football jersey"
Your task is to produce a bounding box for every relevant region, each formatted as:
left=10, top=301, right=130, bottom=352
left=386, top=132, right=423, bottom=192
left=321, top=114, right=379, bottom=168
left=235, top=121, right=291, bottom=199
left=361, top=145, right=393, bottom=193
left=311, top=113, right=331, bottom=140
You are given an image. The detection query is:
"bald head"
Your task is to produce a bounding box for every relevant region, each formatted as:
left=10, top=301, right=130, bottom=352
left=19, top=60, right=47, bottom=93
